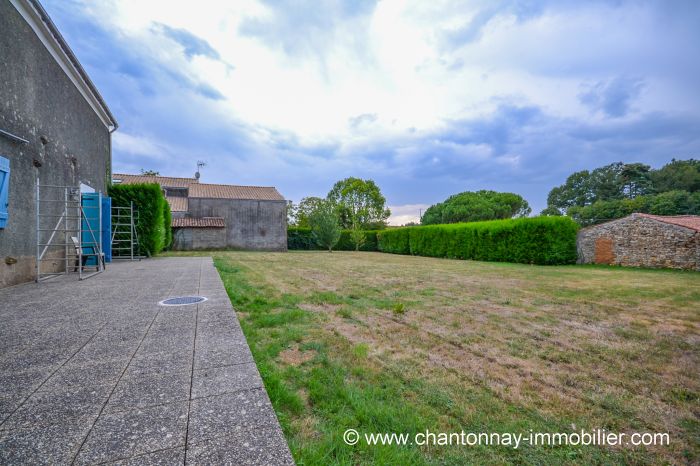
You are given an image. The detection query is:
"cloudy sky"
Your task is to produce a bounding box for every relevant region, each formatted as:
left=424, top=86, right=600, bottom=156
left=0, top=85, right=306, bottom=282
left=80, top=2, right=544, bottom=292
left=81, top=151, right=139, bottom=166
left=44, top=0, right=700, bottom=224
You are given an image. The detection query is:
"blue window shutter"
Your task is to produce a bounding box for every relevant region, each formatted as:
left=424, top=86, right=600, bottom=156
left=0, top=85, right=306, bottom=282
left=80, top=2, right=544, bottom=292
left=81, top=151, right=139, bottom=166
left=0, top=156, right=9, bottom=229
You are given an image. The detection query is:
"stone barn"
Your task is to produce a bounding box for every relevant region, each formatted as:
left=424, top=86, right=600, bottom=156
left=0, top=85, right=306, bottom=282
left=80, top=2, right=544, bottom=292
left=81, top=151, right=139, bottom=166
left=577, top=213, right=700, bottom=270
left=112, top=173, right=288, bottom=251
left=1, top=0, right=117, bottom=287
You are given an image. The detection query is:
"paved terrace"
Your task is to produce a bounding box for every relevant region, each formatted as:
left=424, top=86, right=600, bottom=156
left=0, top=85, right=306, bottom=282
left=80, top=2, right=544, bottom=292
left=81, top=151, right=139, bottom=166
left=0, top=257, right=294, bottom=465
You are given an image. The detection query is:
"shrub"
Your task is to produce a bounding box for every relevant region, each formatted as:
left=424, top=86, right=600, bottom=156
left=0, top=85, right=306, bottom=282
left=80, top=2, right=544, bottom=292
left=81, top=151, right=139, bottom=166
left=377, top=217, right=579, bottom=265
left=309, top=202, right=342, bottom=252
left=288, top=228, right=379, bottom=251
left=163, top=201, right=172, bottom=250
left=108, top=183, right=169, bottom=256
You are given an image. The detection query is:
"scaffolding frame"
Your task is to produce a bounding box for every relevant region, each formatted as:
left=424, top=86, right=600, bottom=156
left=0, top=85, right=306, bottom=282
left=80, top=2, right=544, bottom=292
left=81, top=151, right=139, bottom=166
left=36, top=180, right=105, bottom=282
left=111, top=202, right=142, bottom=260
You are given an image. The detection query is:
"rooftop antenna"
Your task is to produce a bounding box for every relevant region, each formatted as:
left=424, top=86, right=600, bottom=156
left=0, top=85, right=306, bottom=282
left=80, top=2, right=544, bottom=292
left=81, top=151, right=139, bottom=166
left=195, top=160, right=206, bottom=180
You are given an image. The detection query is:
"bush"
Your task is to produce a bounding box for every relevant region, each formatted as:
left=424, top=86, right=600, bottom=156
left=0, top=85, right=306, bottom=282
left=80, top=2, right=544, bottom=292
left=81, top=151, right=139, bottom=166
left=377, top=217, right=579, bottom=265
left=163, top=201, right=172, bottom=250
left=288, top=228, right=379, bottom=251
left=108, top=183, right=170, bottom=256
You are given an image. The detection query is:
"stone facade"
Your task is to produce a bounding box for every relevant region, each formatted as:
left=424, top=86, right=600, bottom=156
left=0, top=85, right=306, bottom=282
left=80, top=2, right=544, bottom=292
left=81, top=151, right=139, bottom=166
left=172, top=226, right=227, bottom=250
left=577, top=214, right=700, bottom=270
left=0, top=0, right=116, bottom=287
left=180, top=198, right=288, bottom=251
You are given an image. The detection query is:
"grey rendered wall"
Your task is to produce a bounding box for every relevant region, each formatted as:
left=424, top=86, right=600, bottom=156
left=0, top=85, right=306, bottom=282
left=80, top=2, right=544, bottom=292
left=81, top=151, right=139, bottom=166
left=172, top=228, right=227, bottom=250
left=187, top=198, right=287, bottom=251
left=0, top=1, right=111, bottom=287
left=577, top=215, right=700, bottom=270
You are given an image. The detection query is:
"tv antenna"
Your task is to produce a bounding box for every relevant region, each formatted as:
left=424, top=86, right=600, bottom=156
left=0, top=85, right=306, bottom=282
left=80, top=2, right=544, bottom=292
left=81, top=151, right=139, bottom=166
left=195, top=161, right=207, bottom=180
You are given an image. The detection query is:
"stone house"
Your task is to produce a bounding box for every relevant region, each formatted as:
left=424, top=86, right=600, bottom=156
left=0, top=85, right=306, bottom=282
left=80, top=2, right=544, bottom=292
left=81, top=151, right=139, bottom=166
left=577, top=213, right=700, bottom=270
left=112, top=173, right=288, bottom=251
left=1, top=0, right=117, bottom=287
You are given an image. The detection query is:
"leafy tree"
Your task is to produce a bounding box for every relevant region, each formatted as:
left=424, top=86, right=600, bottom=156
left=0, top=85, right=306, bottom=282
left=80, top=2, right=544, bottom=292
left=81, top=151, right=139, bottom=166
left=649, top=158, right=700, bottom=193
left=140, top=169, right=160, bottom=176
left=309, top=200, right=341, bottom=252
left=289, top=197, right=326, bottom=227
left=545, top=159, right=699, bottom=220
left=327, top=177, right=390, bottom=229
left=568, top=190, right=700, bottom=226
left=620, top=163, right=652, bottom=198
left=547, top=170, right=594, bottom=211
left=349, top=221, right=366, bottom=251
left=422, top=190, right=531, bottom=225
left=540, top=206, right=562, bottom=216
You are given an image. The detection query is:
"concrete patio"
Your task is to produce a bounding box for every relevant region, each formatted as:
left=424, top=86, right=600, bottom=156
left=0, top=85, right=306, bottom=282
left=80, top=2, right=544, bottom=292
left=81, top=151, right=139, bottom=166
left=0, top=257, right=294, bottom=465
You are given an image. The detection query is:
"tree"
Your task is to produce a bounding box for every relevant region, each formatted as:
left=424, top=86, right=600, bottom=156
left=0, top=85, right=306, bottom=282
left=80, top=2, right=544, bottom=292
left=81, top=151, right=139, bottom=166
left=327, top=177, right=390, bottom=229
left=140, top=169, right=160, bottom=176
left=619, top=163, right=652, bottom=198
left=349, top=221, right=366, bottom=251
left=540, top=206, right=562, bottom=216
left=292, top=197, right=326, bottom=228
left=422, top=190, right=531, bottom=225
left=309, top=200, right=341, bottom=252
left=650, top=159, right=700, bottom=193
left=544, top=159, right=700, bottom=218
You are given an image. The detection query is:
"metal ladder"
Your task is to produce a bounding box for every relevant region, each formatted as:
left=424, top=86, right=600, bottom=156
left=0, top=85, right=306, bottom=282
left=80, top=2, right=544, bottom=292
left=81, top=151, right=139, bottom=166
left=111, top=202, right=141, bottom=260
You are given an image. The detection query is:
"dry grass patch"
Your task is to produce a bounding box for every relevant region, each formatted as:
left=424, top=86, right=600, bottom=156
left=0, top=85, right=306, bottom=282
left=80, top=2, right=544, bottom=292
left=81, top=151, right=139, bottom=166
left=199, top=250, right=700, bottom=465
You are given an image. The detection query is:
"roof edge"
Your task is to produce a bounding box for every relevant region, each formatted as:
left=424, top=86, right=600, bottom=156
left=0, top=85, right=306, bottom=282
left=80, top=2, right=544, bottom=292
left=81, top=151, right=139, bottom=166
left=11, top=0, right=117, bottom=130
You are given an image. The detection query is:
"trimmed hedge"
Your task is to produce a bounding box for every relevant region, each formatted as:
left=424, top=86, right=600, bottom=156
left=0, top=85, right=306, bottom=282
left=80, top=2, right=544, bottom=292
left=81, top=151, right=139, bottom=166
left=108, top=183, right=170, bottom=256
left=288, top=227, right=379, bottom=251
left=377, top=217, right=579, bottom=265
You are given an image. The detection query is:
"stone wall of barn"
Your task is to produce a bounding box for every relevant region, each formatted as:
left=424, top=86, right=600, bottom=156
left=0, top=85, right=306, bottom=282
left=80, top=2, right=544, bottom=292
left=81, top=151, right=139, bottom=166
left=185, top=198, right=288, bottom=251
left=172, top=227, right=227, bottom=250
left=577, top=214, right=700, bottom=270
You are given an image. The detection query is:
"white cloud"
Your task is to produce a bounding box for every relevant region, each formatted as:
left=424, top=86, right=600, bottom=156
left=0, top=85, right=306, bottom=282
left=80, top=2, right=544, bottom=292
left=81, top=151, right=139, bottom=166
left=387, top=203, right=430, bottom=226
left=112, top=132, right=169, bottom=159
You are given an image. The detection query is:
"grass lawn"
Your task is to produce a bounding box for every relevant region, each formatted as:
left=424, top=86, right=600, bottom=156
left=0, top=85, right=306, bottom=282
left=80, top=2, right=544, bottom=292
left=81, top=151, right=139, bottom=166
left=169, top=250, right=699, bottom=465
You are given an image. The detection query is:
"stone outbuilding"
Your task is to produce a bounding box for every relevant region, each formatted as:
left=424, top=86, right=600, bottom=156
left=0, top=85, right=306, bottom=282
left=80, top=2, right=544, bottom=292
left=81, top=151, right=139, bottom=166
left=577, top=213, right=700, bottom=270
left=112, top=173, right=288, bottom=251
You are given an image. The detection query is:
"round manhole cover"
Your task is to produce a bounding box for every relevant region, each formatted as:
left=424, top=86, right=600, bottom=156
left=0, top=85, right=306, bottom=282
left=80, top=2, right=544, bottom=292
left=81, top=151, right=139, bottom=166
left=159, top=296, right=207, bottom=306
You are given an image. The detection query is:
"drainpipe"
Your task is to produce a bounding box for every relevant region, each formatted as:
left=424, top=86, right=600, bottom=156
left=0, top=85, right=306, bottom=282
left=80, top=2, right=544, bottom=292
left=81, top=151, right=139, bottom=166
left=0, top=128, right=29, bottom=144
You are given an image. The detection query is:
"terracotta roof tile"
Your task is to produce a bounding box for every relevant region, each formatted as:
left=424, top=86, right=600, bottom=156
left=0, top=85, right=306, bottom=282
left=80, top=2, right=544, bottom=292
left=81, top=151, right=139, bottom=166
left=636, top=213, right=700, bottom=232
left=166, top=196, right=188, bottom=212
left=189, top=183, right=285, bottom=201
left=172, top=217, right=225, bottom=228
left=113, top=173, right=198, bottom=188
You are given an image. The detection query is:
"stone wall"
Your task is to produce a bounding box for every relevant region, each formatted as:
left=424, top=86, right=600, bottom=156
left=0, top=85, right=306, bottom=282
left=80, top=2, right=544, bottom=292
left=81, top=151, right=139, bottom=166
left=0, top=1, right=112, bottom=287
left=186, top=198, right=287, bottom=251
left=172, top=227, right=227, bottom=250
left=577, top=214, right=700, bottom=270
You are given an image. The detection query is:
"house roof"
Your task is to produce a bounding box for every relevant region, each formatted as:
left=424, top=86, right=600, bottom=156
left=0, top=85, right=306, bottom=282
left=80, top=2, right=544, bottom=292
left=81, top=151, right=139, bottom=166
left=172, top=217, right=225, bottom=228
left=636, top=213, right=700, bottom=232
left=13, top=0, right=117, bottom=129
left=166, top=196, right=188, bottom=212
left=189, top=183, right=285, bottom=201
left=113, top=174, right=198, bottom=188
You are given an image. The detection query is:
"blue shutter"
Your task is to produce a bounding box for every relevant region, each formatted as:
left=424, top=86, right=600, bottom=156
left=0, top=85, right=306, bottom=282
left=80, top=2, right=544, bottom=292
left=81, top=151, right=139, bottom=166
left=0, top=156, right=9, bottom=229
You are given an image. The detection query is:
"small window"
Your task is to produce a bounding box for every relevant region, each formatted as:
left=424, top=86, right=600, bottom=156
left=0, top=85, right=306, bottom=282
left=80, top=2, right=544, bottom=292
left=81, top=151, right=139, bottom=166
left=0, top=156, right=9, bottom=229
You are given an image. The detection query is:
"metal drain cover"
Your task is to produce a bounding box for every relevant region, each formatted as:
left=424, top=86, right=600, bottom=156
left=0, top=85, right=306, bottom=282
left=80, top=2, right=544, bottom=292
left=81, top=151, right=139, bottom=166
left=159, top=296, right=207, bottom=306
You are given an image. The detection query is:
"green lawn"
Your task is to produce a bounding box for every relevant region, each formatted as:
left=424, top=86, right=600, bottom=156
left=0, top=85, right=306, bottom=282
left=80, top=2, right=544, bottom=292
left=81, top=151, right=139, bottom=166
left=168, top=250, right=699, bottom=465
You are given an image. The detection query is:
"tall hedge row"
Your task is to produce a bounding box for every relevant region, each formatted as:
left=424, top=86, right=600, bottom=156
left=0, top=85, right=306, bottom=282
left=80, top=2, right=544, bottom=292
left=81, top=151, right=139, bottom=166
left=377, top=217, right=579, bottom=265
left=288, top=228, right=379, bottom=251
left=108, top=183, right=171, bottom=256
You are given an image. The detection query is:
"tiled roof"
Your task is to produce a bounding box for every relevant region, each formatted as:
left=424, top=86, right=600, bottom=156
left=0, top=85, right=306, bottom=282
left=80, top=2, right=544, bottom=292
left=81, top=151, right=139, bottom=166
left=189, top=183, right=285, bottom=201
left=113, top=173, right=198, bottom=188
left=172, top=217, right=225, bottom=228
left=166, top=196, right=188, bottom=212
left=636, top=213, right=700, bottom=232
